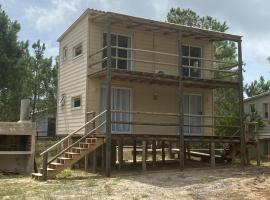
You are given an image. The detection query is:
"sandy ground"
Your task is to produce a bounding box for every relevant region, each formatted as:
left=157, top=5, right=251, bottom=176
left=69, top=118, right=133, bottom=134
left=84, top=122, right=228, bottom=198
left=1, top=164, right=270, bottom=200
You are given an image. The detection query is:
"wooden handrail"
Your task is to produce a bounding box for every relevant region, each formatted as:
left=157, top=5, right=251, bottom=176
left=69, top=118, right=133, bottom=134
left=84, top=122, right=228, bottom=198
left=47, top=121, right=106, bottom=164
left=40, top=110, right=107, bottom=156
left=111, top=110, right=240, bottom=119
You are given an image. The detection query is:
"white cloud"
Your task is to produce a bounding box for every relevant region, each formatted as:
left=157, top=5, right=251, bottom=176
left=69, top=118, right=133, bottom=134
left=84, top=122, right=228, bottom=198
left=25, top=0, right=83, bottom=32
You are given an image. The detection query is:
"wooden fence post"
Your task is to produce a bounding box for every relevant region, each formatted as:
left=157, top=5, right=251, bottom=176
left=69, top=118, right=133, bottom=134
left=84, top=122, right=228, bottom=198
left=42, top=152, right=48, bottom=181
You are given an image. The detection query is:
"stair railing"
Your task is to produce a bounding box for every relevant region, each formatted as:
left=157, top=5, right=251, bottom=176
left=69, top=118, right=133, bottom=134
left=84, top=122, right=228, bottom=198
left=40, top=110, right=107, bottom=181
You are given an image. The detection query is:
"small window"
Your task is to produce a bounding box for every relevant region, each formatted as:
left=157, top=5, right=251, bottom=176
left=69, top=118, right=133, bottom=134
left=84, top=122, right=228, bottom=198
left=263, top=103, right=268, bottom=119
left=249, top=104, right=256, bottom=113
left=73, top=43, right=82, bottom=57
left=71, top=96, right=81, bottom=108
left=63, top=47, right=68, bottom=60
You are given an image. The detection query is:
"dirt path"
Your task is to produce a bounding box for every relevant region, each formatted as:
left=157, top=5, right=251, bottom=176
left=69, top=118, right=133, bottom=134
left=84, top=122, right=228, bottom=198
left=1, top=165, right=270, bottom=200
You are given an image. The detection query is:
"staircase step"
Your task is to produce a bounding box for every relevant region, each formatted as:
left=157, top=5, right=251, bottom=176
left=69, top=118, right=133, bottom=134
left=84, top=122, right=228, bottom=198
left=58, top=157, right=72, bottom=160
left=65, top=152, right=80, bottom=155
left=72, top=147, right=88, bottom=153
left=86, top=138, right=97, bottom=144
left=31, top=172, right=43, bottom=180
left=79, top=142, right=92, bottom=148
left=40, top=167, right=57, bottom=174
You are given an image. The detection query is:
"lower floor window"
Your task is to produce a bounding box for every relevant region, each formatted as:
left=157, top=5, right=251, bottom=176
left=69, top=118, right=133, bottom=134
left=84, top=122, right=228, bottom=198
left=71, top=96, right=81, bottom=108
left=101, top=87, right=131, bottom=132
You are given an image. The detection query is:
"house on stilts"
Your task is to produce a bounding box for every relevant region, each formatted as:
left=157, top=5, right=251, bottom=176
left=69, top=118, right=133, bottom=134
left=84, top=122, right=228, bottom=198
left=32, top=9, right=258, bottom=180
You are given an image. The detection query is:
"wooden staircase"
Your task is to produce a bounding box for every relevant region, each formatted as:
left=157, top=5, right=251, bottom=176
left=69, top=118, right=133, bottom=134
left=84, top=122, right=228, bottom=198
left=32, top=110, right=107, bottom=181
left=32, top=137, right=104, bottom=180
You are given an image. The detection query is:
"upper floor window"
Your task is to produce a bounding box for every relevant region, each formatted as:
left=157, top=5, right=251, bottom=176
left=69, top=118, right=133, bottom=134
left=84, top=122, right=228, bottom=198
left=182, top=45, right=202, bottom=78
left=249, top=103, right=256, bottom=114
left=71, top=96, right=81, bottom=109
left=102, top=33, right=131, bottom=70
left=63, top=46, right=68, bottom=60
left=73, top=43, right=82, bottom=57
left=263, top=103, right=269, bottom=119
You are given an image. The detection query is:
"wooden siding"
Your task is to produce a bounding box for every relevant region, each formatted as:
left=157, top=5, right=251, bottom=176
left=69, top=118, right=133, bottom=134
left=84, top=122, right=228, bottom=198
left=57, top=16, right=89, bottom=135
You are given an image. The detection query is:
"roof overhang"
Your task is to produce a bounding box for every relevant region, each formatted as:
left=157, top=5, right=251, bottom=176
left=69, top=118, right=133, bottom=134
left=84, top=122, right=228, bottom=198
left=57, top=9, right=242, bottom=43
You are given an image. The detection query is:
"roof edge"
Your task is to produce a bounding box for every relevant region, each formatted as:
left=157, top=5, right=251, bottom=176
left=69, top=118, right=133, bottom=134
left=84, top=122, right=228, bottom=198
left=244, top=91, right=270, bottom=102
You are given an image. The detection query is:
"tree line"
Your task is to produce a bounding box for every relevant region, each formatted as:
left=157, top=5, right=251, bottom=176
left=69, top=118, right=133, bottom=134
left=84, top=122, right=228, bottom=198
left=0, top=6, right=58, bottom=121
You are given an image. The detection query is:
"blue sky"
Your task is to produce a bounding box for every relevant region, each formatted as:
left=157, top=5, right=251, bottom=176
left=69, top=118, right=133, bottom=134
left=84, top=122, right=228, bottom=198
left=0, top=0, right=269, bottom=84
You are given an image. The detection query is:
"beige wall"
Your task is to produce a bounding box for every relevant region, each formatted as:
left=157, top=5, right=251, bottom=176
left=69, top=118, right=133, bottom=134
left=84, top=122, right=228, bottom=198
left=88, top=22, right=213, bottom=78
left=87, top=78, right=213, bottom=136
left=57, top=16, right=89, bottom=135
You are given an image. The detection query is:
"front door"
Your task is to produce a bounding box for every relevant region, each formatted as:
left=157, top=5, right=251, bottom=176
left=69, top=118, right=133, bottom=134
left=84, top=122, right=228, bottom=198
left=184, top=94, right=202, bottom=135
left=101, top=87, right=131, bottom=132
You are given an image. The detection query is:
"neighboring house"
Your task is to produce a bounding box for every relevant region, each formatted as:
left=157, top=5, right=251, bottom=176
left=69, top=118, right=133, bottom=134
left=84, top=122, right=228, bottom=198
left=32, top=9, right=247, bottom=180
left=244, top=92, right=270, bottom=157
left=35, top=114, right=56, bottom=138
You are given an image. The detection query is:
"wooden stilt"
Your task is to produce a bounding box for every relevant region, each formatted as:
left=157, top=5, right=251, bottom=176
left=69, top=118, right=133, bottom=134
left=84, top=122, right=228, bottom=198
left=161, top=140, right=165, bottom=163
left=169, top=141, right=173, bottom=159
left=231, top=144, right=236, bottom=163
left=187, top=142, right=191, bottom=160
left=92, top=149, right=97, bottom=173
left=101, top=143, right=106, bottom=170
left=177, top=30, right=184, bottom=170
left=42, top=152, right=48, bottom=181
left=246, top=147, right=250, bottom=165
left=238, top=40, right=246, bottom=167
left=142, top=140, right=147, bottom=171
left=84, top=154, right=89, bottom=171
left=256, top=140, right=261, bottom=166
left=118, top=139, right=123, bottom=169
left=105, top=14, right=112, bottom=177
left=133, top=140, right=137, bottom=164
left=111, top=141, right=117, bottom=167
left=152, top=140, right=156, bottom=167
left=210, top=142, right=215, bottom=168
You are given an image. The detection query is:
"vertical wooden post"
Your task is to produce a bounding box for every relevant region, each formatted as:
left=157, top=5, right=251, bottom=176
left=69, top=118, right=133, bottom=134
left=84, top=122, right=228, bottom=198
left=161, top=140, right=165, bottom=163
left=92, top=150, right=97, bottom=173
left=133, top=140, right=137, bottom=164
left=118, top=139, right=123, bottom=169
left=238, top=40, right=246, bottom=167
left=177, top=30, right=184, bottom=170
left=105, top=15, right=112, bottom=177
left=210, top=142, right=215, bottom=168
left=231, top=144, right=236, bottom=163
left=152, top=140, right=156, bottom=167
left=142, top=140, right=147, bottom=171
left=187, top=142, right=191, bottom=160
left=42, top=152, right=48, bottom=181
left=169, top=141, right=173, bottom=159
left=101, top=143, right=105, bottom=169
left=256, top=140, right=261, bottom=166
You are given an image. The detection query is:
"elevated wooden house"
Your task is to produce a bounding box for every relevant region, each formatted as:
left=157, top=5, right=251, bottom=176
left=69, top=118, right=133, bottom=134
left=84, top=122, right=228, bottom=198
left=32, top=9, right=247, bottom=180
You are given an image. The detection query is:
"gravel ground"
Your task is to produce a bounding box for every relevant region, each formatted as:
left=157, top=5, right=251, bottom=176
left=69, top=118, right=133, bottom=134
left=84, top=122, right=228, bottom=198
left=1, top=164, right=270, bottom=200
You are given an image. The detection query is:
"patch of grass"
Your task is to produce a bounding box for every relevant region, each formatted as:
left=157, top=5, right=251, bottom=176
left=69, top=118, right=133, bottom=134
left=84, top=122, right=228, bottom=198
left=104, top=184, right=113, bottom=195
left=56, top=169, right=72, bottom=179
left=141, top=193, right=149, bottom=198
left=85, top=179, right=97, bottom=187
left=133, top=196, right=140, bottom=200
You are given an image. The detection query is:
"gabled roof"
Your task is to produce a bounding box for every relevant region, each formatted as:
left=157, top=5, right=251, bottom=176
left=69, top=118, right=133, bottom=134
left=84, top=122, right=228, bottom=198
left=57, top=8, right=242, bottom=42
left=244, top=91, right=270, bottom=102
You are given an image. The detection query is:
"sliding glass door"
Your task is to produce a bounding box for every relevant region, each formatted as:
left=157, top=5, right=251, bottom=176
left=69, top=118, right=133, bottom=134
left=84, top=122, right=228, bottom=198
left=183, top=94, right=203, bottom=135
left=101, top=87, right=131, bottom=132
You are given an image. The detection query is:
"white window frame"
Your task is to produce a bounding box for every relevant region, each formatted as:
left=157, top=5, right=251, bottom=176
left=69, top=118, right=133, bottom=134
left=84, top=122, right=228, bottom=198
left=103, top=32, right=132, bottom=70
left=182, top=45, right=203, bottom=78
left=249, top=103, right=256, bottom=114
left=73, top=43, right=83, bottom=58
left=62, top=46, right=68, bottom=60
left=262, top=103, right=269, bottom=119
left=100, top=86, right=132, bottom=133
left=183, top=93, right=203, bottom=135
left=71, top=95, right=82, bottom=110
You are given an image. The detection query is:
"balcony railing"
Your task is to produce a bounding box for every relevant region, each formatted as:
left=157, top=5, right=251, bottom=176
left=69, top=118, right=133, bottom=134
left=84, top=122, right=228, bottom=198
left=89, top=46, right=240, bottom=83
